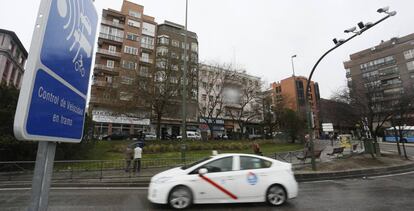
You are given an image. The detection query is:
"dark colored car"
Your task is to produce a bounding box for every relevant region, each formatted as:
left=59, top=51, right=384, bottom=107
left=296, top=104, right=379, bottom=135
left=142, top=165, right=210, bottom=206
left=102, top=133, right=128, bottom=141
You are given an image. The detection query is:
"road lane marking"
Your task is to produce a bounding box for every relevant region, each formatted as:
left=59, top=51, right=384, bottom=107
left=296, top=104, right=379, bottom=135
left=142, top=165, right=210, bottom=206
left=199, top=174, right=238, bottom=200
left=368, top=171, right=414, bottom=179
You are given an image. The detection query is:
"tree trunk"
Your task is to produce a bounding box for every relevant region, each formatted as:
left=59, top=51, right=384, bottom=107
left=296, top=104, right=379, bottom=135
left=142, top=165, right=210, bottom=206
left=156, top=115, right=162, bottom=139
left=393, top=128, right=401, bottom=156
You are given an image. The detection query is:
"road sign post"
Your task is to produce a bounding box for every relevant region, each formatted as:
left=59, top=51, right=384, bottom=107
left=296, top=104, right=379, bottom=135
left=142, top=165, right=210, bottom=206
left=13, top=0, right=98, bottom=210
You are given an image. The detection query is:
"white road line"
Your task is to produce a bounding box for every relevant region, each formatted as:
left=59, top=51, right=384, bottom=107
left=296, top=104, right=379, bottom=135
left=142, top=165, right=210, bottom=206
left=368, top=171, right=414, bottom=179
left=301, top=180, right=334, bottom=183
left=0, top=187, right=149, bottom=191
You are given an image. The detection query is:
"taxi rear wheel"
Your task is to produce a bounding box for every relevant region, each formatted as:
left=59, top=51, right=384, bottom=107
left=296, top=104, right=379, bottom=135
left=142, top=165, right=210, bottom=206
left=168, top=186, right=192, bottom=209
left=266, top=184, right=287, bottom=206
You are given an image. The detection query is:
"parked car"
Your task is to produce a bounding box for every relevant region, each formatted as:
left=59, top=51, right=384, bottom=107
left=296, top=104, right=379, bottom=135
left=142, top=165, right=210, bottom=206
left=101, top=133, right=128, bottom=141
left=148, top=153, right=298, bottom=209
left=248, top=134, right=263, bottom=140
left=144, top=132, right=157, bottom=141
left=177, top=131, right=202, bottom=140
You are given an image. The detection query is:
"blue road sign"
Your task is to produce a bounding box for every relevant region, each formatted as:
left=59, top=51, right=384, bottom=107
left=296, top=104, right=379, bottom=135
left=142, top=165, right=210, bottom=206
left=14, top=0, right=98, bottom=143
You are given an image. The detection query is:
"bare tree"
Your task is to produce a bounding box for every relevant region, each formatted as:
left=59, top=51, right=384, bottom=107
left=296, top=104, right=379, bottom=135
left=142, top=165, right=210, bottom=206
left=198, top=63, right=233, bottom=139
left=389, top=91, right=414, bottom=159
left=225, top=74, right=263, bottom=139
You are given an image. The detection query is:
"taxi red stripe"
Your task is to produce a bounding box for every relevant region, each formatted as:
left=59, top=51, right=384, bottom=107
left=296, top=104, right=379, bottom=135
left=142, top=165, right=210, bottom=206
left=199, top=174, right=238, bottom=200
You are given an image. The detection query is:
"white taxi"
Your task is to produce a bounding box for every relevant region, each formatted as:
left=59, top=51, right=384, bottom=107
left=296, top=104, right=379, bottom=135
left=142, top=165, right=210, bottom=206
left=148, top=153, right=298, bottom=209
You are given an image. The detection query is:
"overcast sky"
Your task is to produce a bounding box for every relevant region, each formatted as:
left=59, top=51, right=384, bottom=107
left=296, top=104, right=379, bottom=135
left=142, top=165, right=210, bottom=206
left=1, top=0, right=413, bottom=98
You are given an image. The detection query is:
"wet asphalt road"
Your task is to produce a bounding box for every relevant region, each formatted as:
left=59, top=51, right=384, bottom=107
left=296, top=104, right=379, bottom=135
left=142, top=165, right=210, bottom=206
left=1, top=171, right=414, bottom=211
left=380, top=143, right=414, bottom=156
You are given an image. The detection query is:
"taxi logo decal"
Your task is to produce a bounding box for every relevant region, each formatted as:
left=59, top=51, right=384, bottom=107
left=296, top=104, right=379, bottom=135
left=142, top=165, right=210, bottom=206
left=247, top=172, right=258, bottom=185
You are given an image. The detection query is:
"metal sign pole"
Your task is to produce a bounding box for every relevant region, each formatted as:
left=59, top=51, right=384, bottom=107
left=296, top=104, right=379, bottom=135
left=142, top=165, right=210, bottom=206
left=29, top=141, right=56, bottom=211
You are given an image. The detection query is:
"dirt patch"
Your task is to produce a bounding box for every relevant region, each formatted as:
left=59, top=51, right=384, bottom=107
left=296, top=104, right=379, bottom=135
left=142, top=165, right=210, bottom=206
left=296, top=153, right=413, bottom=173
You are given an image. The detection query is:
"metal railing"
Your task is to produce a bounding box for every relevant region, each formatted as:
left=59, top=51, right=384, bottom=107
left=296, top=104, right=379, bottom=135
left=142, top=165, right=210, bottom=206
left=99, top=33, right=123, bottom=42
left=101, top=19, right=124, bottom=29
left=0, top=151, right=307, bottom=182
left=97, top=48, right=121, bottom=57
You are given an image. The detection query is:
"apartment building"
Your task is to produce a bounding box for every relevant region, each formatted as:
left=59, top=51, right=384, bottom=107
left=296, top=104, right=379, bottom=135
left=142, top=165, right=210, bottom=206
left=0, top=29, right=27, bottom=88
left=154, top=21, right=199, bottom=137
left=269, top=76, right=321, bottom=137
left=89, top=1, right=157, bottom=137
left=343, top=33, right=414, bottom=123
left=199, top=64, right=263, bottom=139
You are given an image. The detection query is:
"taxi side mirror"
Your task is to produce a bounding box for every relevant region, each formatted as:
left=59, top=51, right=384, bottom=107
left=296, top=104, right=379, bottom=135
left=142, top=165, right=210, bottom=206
left=198, top=168, right=208, bottom=175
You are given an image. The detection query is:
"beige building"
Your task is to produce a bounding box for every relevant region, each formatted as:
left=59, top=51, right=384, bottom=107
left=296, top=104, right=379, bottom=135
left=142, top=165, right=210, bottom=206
left=198, top=64, right=263, bottom=139
left=0, top=29, right=27, bottom=88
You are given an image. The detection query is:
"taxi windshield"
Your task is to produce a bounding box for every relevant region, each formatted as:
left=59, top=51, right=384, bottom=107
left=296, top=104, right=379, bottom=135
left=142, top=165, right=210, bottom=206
left=181, top=157, right=212, bottom=170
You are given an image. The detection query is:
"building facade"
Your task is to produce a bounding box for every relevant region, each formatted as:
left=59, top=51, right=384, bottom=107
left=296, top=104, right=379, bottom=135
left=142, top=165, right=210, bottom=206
left=153, top=21, right=199, bottom=138
left=0, top=29, right=27, bottom=88
left=198, top=64, right=263, bottom=139
left=269, top=76, right=321, bottom=136
left=343, top=33, right=414, bottom=126
left=89, top=1, right=157, bottom=138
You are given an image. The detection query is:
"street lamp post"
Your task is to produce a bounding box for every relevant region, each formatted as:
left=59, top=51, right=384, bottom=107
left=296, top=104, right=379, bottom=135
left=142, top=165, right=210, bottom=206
left=181, top=0, right=189, bottom=161
left=306, top=7, right=396, bottom=171
left=291, top=55, right=297, bottom=76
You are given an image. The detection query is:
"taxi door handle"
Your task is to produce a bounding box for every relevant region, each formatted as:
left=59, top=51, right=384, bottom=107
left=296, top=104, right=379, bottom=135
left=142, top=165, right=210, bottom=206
left=226, top=177, right=235, bottom=180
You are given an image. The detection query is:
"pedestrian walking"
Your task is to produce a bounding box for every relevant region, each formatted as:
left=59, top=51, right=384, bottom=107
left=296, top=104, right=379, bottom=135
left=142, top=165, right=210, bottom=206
left=304, top=134, right=311, bottom=151
left=134, top=145, right=142, bottom=174
left=252, top=142, right=262, bottom=155
left=124, top=146, right=133, bottom=172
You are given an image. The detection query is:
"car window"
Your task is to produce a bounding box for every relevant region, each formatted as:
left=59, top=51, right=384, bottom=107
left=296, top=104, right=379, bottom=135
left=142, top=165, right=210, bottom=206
left=239, top=156, right=272, bottom=170
left=193, top=156, right=233, bottom=174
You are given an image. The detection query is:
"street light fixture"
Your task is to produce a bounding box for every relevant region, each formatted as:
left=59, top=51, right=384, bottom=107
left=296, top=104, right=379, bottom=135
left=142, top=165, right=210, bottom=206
left=305, top=7, right=396, bottom=171
left=291, top=54, right=297, bottom=76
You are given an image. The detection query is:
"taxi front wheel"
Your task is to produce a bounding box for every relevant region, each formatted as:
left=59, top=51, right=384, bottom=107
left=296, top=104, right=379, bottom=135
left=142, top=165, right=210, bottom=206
left=266, top=184, right=287, bottom=206
left=168, top=186, right=193, bottom=209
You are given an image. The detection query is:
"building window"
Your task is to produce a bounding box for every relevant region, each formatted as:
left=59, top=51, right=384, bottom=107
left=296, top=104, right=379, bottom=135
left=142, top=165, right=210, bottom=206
left=406, top=61, right=414, bottom=71
left=156, top=46, right=168, bottom=56
left=158, top=36, right=169, bottom=45
left=124, top=45, right=138, bottom=55
left=108, top=45, right=116, bottom=52
left=172, top=40, right=180, bottom=47
left=202, top=94, right=207, bottom=101
left=106, top=60, right=114, bottom=68
left=126, top=32, right=139, bottom=41
left=404, top=49, right=414, bottom=60
left=141, top=36, right=154, bottom=49
left=181, top=42, right=189, bottom=50
left=100, top=25, right=124, bottom=41
left=15, top=72, right=21, bottom=86
left=142, top=22, right=156, bottom=36
left=127, top=19, right=140, bottom=28
left=139, top=66, right=150, bottom=77
left=122, top=60, right=137, bottom=70
left=128, top=10, right=141, bottom=18
left=209, top=95, right=213, bottom=101
left=170, top=76, right=178, bottom=84
left=120, top=92, right=133, bottom=101
left=121, top=76, right=134, bottom=85
left=191, top=42, right=198, bottom=52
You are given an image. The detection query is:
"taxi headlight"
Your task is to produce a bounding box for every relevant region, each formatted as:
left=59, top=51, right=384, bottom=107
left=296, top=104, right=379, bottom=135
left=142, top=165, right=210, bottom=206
left=153, top=176, right=173, bottom=184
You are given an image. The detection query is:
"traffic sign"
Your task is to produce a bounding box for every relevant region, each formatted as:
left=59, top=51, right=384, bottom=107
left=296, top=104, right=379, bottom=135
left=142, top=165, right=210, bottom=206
left=14, top=0, right=98, bottom=143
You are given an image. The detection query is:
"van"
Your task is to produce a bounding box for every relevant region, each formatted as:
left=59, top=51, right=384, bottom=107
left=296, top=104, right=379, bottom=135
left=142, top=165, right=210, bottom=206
left=177, top=131, right=202, bottom=140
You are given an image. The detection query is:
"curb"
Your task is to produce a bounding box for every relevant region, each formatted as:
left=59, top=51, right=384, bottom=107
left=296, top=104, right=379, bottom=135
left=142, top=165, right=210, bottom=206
left=294, top=162, right=414, bottom=182
left=1, top=163, right=414, bottom=188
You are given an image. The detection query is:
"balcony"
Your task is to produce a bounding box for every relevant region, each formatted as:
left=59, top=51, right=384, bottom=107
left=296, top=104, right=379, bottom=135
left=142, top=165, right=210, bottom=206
left=140, top=57, right=153, bottom=64
left=94, top=64, right=119, bottom=75
left=92, top=80, right=119, bottom=89
left=141, top=43, right=155, bottom=50
left=101, top=19, right=124, bottom=29
left=97, top=48, right=121, bottom=58
left=99, top=33, right=123, bottom=43
left=89, top=96, right=118, bottom=106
